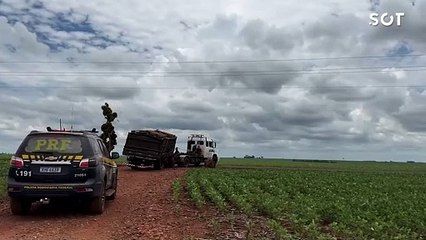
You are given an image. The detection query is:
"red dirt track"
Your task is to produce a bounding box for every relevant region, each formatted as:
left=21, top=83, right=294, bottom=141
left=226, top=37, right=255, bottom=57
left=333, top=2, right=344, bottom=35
left=0, top=167, right=212, bottom=240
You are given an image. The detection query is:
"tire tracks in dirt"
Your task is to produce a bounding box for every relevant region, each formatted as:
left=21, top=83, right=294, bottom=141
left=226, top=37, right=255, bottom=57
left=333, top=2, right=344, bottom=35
left=0, top=167, right=212, bottom=240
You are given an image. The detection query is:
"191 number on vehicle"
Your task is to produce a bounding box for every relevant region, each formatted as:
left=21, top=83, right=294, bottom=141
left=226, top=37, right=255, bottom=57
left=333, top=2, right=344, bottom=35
left=15, top=170, right=31, bottom=177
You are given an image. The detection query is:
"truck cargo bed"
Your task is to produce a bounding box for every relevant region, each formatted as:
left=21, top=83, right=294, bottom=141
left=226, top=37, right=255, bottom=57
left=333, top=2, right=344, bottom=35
left=122, top=129, right=177, bottom=169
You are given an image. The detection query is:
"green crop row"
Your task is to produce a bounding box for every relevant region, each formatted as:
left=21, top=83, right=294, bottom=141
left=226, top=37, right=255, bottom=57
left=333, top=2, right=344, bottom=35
left=0, top=154, right=11, bottom=199
left=186, top=168, right=426, bottom=240
left=218, top=158, right=426, bottom=173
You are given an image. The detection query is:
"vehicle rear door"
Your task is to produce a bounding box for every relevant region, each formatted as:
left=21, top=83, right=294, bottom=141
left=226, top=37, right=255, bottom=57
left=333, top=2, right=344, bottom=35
left=96, top=139, right=114, bottom=188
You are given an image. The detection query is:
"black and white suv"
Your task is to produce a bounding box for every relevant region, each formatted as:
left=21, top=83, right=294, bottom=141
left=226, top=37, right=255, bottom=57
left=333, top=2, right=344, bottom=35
left=7, top=127, right=119, bottom=215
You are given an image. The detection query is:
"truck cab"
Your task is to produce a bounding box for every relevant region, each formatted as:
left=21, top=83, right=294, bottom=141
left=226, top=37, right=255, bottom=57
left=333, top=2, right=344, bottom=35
left=184, top=134, right=219, bottom=167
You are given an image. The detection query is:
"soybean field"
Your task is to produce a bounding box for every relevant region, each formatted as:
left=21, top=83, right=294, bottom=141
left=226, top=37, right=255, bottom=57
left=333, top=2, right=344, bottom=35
left=218, top=158, right=426, bottom=173
left=186, top=162, right=426, bottom=239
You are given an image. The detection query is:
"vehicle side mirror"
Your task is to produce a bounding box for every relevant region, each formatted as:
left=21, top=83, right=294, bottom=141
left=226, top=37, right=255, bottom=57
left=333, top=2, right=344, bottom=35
left=111, top=152, right=120, bottom=159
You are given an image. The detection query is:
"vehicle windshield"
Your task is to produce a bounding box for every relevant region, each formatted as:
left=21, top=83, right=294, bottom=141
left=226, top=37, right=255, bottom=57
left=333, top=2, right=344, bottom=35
left=18, top=134, right=86, bottom=154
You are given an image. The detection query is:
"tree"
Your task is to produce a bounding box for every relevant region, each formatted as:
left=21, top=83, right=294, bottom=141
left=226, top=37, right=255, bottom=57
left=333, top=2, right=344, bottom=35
left=100, top=102, right=118, bottom=152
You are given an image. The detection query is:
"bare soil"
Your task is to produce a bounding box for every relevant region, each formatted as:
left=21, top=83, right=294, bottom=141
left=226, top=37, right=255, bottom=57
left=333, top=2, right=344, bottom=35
left=0, top=167, right=214, bottom=240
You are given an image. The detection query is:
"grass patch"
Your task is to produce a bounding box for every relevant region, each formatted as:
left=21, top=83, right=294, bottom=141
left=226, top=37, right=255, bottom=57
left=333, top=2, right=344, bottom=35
left=115, top=155, right=127, bottom=164
left=172, top=178, right=182, bottom=203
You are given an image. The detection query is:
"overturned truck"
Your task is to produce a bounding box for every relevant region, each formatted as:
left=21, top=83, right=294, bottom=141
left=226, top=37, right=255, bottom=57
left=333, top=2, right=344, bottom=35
left=123, top=129, right=177, bottom=170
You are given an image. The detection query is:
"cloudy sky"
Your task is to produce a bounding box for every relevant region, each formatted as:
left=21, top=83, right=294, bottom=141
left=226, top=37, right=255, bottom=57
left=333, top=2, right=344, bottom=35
left=1, top=0, right=426, bottom=161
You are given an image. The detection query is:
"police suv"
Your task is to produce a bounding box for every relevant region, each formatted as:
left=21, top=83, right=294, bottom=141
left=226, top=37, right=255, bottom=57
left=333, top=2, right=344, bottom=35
left=7, top=127, right=119, bottom=215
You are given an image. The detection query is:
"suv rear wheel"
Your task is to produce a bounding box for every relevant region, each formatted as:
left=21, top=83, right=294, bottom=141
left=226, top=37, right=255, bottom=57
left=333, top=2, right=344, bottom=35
left=10, top=198, right=32, bottom=215
left=88, top=182, right=105, bottom=214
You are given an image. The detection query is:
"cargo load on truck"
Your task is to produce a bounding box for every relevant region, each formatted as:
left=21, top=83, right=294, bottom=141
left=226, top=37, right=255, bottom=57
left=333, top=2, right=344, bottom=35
left=122, top=129, right=177, bottom=170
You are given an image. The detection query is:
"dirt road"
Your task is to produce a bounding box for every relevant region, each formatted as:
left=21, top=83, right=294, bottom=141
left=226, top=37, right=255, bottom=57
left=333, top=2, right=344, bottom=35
left=0, top=167, right=213, bottom=240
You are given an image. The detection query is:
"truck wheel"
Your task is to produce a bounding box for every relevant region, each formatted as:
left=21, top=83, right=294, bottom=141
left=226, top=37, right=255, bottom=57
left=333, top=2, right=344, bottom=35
left=88, top=182, right=105, bottom=214
left=10, top=198, right=31, bottom=215
left=183, top=156, right=190, bottom=168
left=212, top=155, right=218, bottom=168
left=153, top=159, right=163, bottom=170
left=164, top=157, right=174, bottom=168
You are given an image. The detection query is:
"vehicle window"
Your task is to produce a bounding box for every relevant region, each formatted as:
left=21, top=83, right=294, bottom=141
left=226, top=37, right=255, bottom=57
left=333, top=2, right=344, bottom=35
left=97, top=140, right=109, bottom=157
left=197, top=141, right=204, bottom=145
left=23, top=135, right=83, bottom=154
left=88, top=138, right=100, bottom=156
left=187, top=140, right=195, bottom=150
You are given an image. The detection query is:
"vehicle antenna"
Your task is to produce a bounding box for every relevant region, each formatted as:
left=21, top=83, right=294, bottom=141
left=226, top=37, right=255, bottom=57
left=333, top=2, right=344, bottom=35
left=71, top=105, right=74, bottom=130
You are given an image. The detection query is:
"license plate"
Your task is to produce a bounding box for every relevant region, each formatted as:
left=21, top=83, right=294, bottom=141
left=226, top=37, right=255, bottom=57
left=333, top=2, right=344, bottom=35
left=40, top=166, right=61, bottom=173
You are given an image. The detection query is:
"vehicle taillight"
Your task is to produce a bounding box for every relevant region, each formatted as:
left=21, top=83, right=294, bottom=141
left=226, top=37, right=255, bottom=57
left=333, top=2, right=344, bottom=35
left=79, top=158, right=98, bottom=168
left=10, top=156, right=24, bottom=167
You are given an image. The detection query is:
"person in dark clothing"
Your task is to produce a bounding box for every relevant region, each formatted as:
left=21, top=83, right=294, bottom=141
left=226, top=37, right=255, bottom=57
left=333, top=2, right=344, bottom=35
left=172, top=147, right=180, bottom=168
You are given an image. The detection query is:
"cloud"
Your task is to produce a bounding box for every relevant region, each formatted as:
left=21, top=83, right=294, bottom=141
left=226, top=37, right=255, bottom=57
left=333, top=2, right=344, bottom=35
left=1, top=0, right=426, bottom=161
left=392, top=90, right=426, bottom=132
left=0, top=1, right=130, bottom=51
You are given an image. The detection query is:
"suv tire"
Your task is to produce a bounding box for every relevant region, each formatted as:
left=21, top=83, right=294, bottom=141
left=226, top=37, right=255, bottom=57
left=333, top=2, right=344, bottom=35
left=10, top=198, right=31, bottom=215
left=88, top=182, right=105, bottom=214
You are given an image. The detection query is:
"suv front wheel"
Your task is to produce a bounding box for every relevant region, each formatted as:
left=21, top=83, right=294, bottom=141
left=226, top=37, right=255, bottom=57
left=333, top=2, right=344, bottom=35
left=10, top=198, right=32, bottom=215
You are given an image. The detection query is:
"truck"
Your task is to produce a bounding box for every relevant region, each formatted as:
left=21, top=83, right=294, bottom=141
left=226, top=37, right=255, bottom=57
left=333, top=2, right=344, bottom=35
left=177, top=134, right=219, bottom=168
left=122, top=129, right=177, bottom=170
